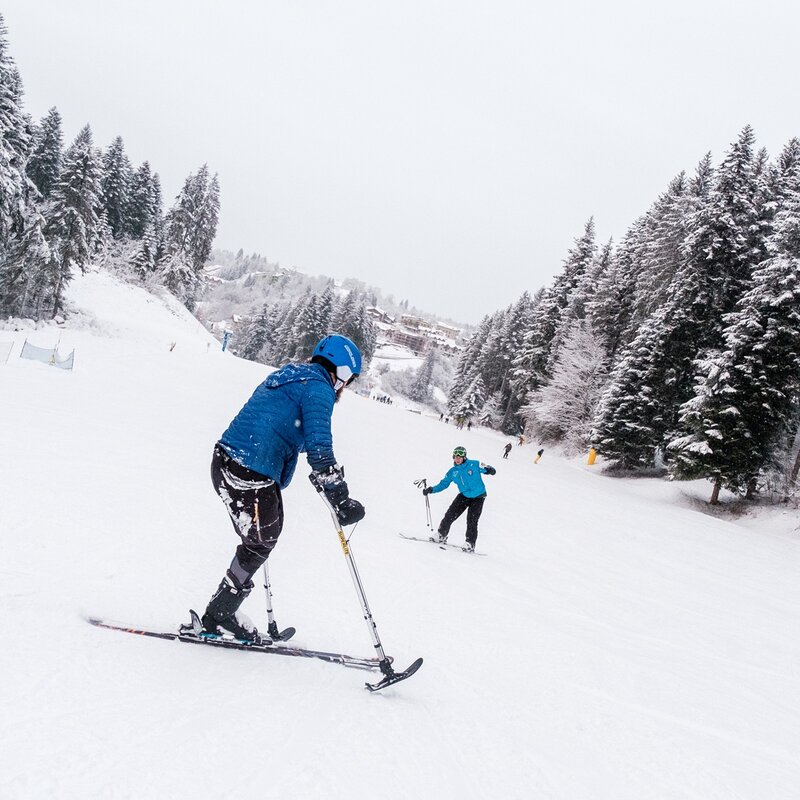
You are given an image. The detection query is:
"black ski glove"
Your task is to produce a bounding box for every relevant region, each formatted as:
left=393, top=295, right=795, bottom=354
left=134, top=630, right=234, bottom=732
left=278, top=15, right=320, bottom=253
left=422, top=486, right=433, bottom=495
left=314, top=465, right=350, bottom=507
left=336, top=497, right=365, bottom=526
left=483, top=464, right=496, bottom=475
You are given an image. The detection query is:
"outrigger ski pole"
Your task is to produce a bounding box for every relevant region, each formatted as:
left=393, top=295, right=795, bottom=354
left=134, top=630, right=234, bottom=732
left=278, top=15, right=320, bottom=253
left=261, top=560, right=296, bottom=642
left=309, top=472, right=423, bottom=692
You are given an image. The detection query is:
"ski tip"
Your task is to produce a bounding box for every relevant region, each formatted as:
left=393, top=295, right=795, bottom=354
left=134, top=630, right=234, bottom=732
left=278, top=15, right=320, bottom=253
left=365, top=657, right=424, bottom=692
left=277, top=627, right=296, bottom=642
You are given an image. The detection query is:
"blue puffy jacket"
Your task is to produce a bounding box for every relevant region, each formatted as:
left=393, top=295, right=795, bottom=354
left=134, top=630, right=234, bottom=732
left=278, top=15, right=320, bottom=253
left=430, top=459, right=492, bottom=498
left=219, top=363, right=337, bottom=488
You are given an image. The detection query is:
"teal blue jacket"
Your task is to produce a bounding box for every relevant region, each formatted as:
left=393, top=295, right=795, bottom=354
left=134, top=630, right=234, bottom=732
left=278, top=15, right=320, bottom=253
left=430, top=459, right=494, bottom=498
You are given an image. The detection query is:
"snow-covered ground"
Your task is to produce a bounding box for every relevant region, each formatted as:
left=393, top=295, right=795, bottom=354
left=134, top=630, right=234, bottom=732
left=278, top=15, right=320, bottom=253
left=2, top=272, right=799, bottom=800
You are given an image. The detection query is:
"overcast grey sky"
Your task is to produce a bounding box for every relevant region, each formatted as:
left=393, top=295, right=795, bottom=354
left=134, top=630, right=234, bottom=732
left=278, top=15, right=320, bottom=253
left=4, top=1, right=800, bottom=323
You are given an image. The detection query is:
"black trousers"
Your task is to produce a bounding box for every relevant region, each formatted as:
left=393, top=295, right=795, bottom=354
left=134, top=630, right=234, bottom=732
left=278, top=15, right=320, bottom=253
left=211, top=443, right=284, bottom=588
left=438, top=493, right=486, bottom=547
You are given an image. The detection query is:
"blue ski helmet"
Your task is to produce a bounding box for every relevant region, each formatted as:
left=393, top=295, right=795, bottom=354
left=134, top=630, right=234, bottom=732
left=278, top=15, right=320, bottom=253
left=312, top=334, right=362, bottom=388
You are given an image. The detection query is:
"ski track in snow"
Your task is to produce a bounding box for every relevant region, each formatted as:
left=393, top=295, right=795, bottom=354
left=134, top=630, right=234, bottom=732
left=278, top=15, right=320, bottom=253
left=1, top=271, right=799, bottom=799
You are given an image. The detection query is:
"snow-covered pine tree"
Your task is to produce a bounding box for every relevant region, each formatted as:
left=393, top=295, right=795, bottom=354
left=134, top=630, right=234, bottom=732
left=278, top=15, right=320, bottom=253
left=475, top=309, right=507, bottom=398
left=101, top=136, right=131, bottom=239
left=452, top=373, right=485, bottom=421
left=130, top=221, right=158, bottom=280
left=126, top=161, right=155, bottom=239
left=193, top=170, right=219, bottom=271
left=544, top=219, right=599, bottom=373
left=0, top=14, right=31, bottom=247
left=289, top=288, right=323, bottom=360
left=0, top=210, right=51, bottom=318
left=41, top=124, right=104, bottom=317
left=26, top=107, right=63, bottom=200
left=627, top=172, right=692, bottom=324
left=448, top=314, right=491, bottom=411
left=353, top=296, right=377, bottom=364
left=585, top=221, right=645, bottom=361
left=668, top=193, right=800, bottom=502
left=237, top=303, right=273, bottom=362
left=159, top=165, right=219, bottom=307
left=496, top=291, right=535, bottom=431
left=270, top=297, right=302, bottom=365
left=330, top=288, right=356, bottom=334
left=523, top=318, right=607, bottom=453
left=150, top=171, right=165, bottom=259
left=590, top=307, right=675, bottom=469
left=409, top=349, right=436, bottom=403
left=479, top=391, right=504, bottom=428
left=447, top=312, right=500, bottom=416
left=317, top=282, right=335, bottom=334
left=510, top=219, right=596, bottom=406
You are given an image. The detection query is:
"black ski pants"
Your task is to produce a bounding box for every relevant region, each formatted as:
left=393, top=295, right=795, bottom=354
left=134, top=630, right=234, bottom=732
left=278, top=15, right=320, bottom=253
left=211, top=443, right=284, bottom=588
left=438, top=493, right=486, bottom=547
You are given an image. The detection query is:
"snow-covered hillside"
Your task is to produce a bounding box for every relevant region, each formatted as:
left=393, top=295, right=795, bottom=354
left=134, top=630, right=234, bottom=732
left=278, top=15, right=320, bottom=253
left=1, top=272, right=799, bottom=800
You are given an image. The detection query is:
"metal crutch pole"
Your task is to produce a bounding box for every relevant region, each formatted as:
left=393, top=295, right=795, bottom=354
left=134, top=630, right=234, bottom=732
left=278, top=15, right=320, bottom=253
left=309, top=474, right=391, bottom=670
left=308, top=473, right=423, bottom=691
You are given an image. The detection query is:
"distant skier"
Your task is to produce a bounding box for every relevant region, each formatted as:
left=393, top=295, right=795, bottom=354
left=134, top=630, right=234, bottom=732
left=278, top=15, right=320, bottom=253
left=195, top=334, right=366, bottom=642
left=422, top=446, right=496, bottom=552
left=502, top=442, right=512, bottom=459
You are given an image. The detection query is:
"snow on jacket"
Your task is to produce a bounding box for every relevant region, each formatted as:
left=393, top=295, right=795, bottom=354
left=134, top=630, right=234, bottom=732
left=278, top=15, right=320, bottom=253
left=219, top=362, right=337, bottom=488
left=429, top=459, right=492, bottom=498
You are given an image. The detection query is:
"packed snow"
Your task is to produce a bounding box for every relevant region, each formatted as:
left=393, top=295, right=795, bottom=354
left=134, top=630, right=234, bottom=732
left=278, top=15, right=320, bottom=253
left=1, top=271, right=799, bottom=799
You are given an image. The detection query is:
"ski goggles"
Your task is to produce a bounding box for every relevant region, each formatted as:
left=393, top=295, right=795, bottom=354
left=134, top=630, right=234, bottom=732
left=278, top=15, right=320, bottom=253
left=452, top=448, right=467, bottom=459
left=334, top=365, right=358, bottom=391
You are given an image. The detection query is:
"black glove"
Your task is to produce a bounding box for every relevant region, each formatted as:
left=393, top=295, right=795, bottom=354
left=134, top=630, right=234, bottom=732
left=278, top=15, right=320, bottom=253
left=422, top=486, right=433, bottom=495
left=337, top=498, right=365, bottom=526
left=483, top=465, right=496, bottom=475
left=315, top=466, right=349, bottom=507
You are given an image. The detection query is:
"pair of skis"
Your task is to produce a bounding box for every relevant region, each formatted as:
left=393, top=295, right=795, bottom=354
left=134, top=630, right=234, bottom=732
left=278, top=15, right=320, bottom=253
left=398, top=532, right=487, bottom=556
left=85, top=615, right=391, bottom=673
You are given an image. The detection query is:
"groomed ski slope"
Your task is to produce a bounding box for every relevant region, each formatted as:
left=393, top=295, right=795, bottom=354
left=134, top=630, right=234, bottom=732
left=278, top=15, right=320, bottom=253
left=1, top=272, right=799, bottom=800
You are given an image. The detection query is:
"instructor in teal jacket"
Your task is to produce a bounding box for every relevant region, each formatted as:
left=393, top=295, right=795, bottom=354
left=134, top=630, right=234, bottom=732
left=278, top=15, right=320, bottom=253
left=423, top=446, right=496, bottom=552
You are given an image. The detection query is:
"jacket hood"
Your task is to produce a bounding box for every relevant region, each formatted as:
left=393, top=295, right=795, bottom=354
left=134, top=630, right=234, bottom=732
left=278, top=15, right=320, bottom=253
left=264, top=362, right=334, bottom=391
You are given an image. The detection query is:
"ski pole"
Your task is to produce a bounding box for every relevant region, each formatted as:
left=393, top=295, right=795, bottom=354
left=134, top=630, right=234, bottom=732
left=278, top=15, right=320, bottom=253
left=308, top=472, right=422, bottom=690
left=413, top=478, right=432, bottom=531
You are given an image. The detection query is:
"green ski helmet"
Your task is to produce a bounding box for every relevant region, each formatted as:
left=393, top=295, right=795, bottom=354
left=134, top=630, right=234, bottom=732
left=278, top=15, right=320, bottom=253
left=452, top=446, right=467, bottom=459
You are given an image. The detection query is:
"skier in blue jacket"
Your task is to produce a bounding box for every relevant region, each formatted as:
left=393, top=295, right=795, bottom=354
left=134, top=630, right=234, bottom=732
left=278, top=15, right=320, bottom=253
left=423, top=446, right=496, bottom=551
left=198, top=334, right=365, bottom=642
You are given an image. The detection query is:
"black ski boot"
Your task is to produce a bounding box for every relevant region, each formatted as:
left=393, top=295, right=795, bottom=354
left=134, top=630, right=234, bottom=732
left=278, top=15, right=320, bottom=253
left=201, top=576, right=261, bottom=643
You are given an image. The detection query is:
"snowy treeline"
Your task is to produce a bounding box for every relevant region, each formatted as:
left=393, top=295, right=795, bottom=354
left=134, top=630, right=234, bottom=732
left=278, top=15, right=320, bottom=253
left=448, top=127, right=800, bottom=503
left=207, top=248, right=437, bottom=320
left=203, top=248, right=465, bottom=392
left=233, top=282, right=378, bottom=369
left=0, top=15, right=219, bottom=320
